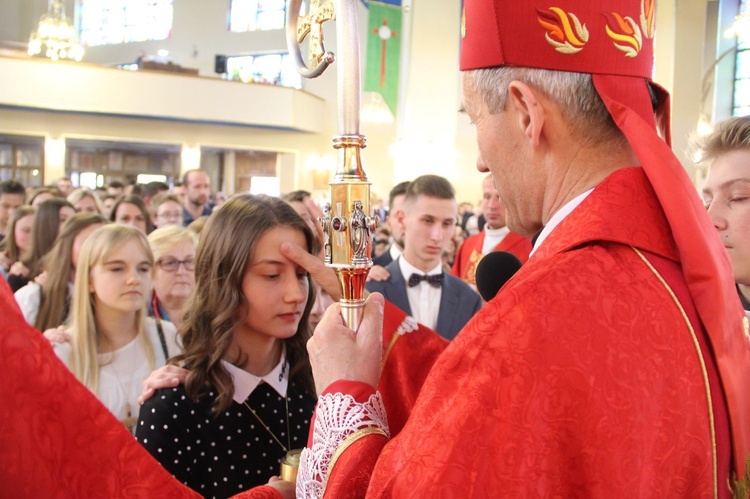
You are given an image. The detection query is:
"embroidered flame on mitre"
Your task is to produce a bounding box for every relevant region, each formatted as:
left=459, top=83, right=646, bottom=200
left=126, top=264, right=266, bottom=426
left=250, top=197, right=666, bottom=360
left=640, top=0, right=656, bottom=39
left=537, top=7, right=589, bottom=54
left=605, top=12, right=643, bottom=58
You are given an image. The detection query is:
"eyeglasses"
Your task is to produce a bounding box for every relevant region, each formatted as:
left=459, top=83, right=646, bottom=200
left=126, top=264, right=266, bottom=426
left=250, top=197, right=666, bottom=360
left=157, top=211, right=182, bottom=221
left=156, top=257, right=195, bottom=272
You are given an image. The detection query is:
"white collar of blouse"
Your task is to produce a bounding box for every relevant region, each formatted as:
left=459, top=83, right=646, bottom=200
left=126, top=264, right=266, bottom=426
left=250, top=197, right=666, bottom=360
left=221, top=348, right=289, bottom=403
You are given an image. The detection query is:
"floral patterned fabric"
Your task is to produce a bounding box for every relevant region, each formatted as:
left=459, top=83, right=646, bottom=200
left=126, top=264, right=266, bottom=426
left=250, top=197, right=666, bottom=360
left=303, top=168, right=746, bottom=498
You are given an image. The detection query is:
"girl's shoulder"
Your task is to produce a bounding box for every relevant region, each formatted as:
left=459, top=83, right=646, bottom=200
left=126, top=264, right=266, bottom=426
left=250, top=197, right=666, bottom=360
left=14, top=281, right=41, bottom=303
left=52, top=340, right=72, bottom=367
left=141, top=384, right=216, bottom=420
left=14, top=282, right=41, bottom=325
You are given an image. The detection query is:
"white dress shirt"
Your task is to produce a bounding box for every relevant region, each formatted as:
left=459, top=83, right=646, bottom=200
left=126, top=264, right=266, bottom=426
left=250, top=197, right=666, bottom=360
left=388, top=243, right=402, bottom=262
left=398, top=256, right=443, bottom=330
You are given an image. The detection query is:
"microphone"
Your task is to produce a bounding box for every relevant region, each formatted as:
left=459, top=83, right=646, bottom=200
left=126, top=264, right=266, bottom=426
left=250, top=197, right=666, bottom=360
left=475, top=251, right=523, bottom=302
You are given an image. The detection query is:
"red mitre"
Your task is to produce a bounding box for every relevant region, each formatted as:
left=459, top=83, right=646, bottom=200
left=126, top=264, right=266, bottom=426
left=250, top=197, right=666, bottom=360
left=460, top=0, right=750, bottom=480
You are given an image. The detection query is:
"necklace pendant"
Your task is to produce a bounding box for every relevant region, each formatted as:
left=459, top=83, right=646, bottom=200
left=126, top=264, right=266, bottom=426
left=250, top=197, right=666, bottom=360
left=121, top=404, right=138, bottom=433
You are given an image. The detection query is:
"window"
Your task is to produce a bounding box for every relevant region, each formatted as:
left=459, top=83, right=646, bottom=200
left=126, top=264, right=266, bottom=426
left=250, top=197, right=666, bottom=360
left=226, top=53, right=302, bottom=89
left=0, top=136, right=45, bottom=187
left=79, top=0, right=174, bottom=46
left=734, top=0, right=749, bottom=116
left=67, top=140, right=181, bottom=189
left=229, top=0, right=286, bottom=32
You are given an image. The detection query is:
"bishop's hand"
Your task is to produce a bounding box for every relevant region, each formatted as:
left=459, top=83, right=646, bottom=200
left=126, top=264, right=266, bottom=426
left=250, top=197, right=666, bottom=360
left=307, top=293, right=384, bottom=395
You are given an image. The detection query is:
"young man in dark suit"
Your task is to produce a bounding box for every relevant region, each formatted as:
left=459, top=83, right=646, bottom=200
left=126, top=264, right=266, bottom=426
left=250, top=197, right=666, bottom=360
left=366, top=175, right=482, bottom=340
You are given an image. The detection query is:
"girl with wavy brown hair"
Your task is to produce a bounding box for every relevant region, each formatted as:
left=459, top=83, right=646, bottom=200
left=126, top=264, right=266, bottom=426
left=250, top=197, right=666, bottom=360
left=136, top=194, right=316, bottom=498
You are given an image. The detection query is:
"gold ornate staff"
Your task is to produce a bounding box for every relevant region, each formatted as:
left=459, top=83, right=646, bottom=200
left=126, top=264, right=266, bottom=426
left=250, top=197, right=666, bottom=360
left=286, top=0, right=377, bottom=330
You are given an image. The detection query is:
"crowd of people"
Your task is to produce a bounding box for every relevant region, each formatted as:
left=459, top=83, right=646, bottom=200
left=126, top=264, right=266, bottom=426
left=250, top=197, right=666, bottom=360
left=3, top=111, right=750, bottom=498
left=3, top=0, right=750, bottom=496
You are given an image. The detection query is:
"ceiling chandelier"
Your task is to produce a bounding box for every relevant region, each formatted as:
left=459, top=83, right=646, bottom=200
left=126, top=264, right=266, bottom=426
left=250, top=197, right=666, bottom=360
left=28, top=0, right=84, bottom=61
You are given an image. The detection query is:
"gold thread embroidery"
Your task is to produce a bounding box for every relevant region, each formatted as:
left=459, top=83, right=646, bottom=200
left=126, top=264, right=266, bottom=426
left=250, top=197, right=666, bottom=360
left=464, top=249, right=484, bottom=286
left=632, top=247, right=717, bottom=499
left=640, top=0, right=656, bottom=39
left=732, top=456, right=750, bottom=498
left=537, top=7, right=589, bottom=54
left=605, top=12, right=643, bottom=58
left=322, top=427, right=388, bottom=493
left=382, top=330, right=401, bottom=369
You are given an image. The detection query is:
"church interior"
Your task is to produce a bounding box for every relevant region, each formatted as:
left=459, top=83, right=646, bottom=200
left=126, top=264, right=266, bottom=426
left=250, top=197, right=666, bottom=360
left=0, top=0, right=747, bottom=202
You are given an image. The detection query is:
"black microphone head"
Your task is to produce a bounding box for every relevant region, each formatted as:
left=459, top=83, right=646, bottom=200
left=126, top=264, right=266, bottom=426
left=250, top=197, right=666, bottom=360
left=475, top=251, right=523, bottom=302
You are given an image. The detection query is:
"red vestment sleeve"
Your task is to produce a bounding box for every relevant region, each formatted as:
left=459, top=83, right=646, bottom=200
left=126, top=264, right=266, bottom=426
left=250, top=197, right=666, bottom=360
left=319, top=383, right=389, bottom=498
left=297, top=301, right=444, bottom=498
left=324, top=433, right=388, bottom=499
left=231, top=485, right=284, bottom=498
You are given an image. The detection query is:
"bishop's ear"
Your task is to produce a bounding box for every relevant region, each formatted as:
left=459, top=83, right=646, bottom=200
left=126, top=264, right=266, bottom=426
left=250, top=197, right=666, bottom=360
left=506, top=81, right=544, bottom=148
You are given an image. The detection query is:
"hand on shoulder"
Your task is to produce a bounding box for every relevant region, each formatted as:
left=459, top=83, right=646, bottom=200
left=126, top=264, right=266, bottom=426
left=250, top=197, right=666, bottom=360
left=137, top=364, right=189, bottom=405
left=43, top=325, right=71, bottom=344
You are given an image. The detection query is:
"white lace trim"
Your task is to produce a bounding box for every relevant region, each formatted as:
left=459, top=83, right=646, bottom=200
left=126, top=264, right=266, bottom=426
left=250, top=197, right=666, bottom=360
left=396, top=315, right=419, bottom=336
left=297, top=391, right=390, bottom=498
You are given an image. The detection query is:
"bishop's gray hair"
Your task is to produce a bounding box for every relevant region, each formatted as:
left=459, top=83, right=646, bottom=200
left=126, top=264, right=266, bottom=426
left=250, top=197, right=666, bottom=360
left=464, top=67, right=626, bottom=148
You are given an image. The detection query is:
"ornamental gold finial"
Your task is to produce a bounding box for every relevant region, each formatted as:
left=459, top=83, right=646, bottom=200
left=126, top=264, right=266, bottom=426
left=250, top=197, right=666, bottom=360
left=286, top=0, right=377, bottom=330
left=296, top=0, right=336, bottom=71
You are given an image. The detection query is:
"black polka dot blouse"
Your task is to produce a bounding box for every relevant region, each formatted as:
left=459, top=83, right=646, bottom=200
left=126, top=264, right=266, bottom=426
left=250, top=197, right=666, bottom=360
left=136, top=381, right=315, bottom=499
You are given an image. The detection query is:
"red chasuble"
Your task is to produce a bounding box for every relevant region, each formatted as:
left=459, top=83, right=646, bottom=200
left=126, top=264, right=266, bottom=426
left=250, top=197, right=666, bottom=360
left=0, top=278, right=200, bottom=497
left=308, top=168, right=740, bottom=498
left=451, top=230, right=532, bottom=285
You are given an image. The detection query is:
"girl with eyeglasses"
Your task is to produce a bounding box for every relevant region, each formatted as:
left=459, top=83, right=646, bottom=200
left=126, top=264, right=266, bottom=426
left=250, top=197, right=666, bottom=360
left=147, top=225, right=198, bottom=330
left=136, top=195, right=316, bottom=498
left=53, top=224, right=180, bottom=433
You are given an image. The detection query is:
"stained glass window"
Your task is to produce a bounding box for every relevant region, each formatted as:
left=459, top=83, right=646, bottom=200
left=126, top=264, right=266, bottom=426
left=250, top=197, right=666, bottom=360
left=226, top=53, right=302, bottom=89
left=80, top=0, right=174, bottom=46
left=229, top=0, right=286, bottom=32
left=734, top=0, right=749, bottom=116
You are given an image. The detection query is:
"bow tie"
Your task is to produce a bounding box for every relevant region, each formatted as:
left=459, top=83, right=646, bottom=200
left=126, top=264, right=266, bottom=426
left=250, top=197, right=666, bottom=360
left=408, top=272, right=444, bottom=288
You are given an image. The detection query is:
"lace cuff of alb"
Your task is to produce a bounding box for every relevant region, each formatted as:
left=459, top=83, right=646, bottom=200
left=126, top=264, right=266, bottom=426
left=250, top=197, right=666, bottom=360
left=296, top=391, right=390, bottom=499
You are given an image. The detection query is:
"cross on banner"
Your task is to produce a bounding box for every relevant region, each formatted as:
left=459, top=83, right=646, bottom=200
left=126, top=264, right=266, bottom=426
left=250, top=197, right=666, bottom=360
left=364, top=2, right=402, bottom=116
left=373, top=18, right=398, bottom=88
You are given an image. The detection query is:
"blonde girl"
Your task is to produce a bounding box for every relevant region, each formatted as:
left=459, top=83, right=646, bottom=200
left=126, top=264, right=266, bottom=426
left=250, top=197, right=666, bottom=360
left=54, top=224, right=179, bottom=432
left=67, top=187, right=104, bottom=214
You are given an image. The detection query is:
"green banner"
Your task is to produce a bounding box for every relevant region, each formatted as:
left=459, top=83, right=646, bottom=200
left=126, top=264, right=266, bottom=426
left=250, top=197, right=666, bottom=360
left=364, top=2, right=402, bottom=117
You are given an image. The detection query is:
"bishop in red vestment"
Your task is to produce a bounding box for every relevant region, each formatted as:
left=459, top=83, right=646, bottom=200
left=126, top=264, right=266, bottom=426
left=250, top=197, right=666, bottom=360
left=289, top=1, right=750, bottom=498
left=452, top=175, right=532, bottom=286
